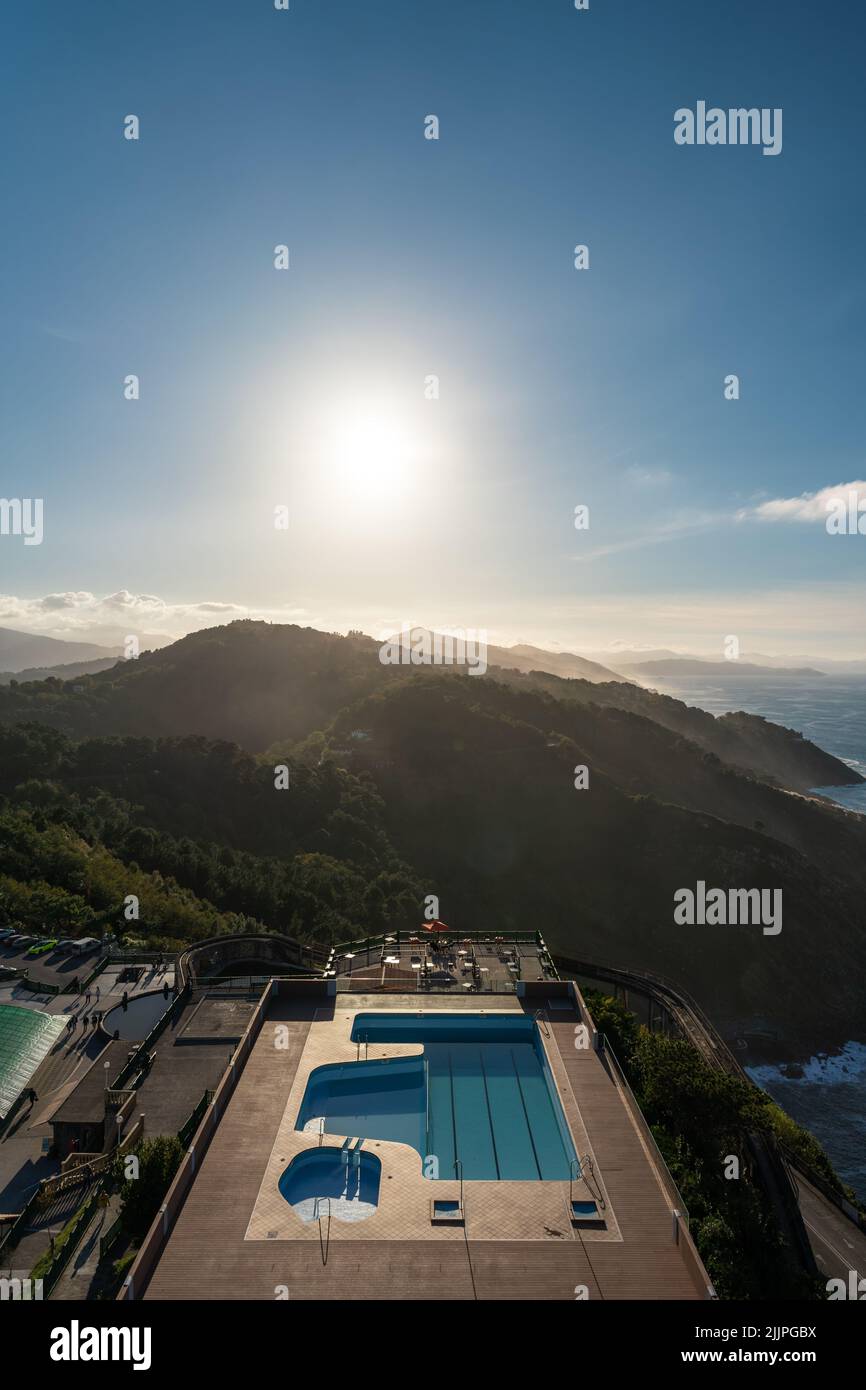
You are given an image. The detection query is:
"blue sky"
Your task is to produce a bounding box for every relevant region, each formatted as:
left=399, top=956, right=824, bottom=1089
left=1, top=0, right=864, bottom=655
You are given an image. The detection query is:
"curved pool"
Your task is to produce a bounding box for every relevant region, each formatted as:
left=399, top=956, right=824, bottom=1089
left=102, top=990, right=171, bottom=1041
left=296, top=1012, right=577, bottom=1180
left=278, top=1146, right=381, bottom=1222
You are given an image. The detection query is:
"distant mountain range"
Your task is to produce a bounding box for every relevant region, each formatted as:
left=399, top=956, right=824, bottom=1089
left=383, top=630, right=629, bottom=684
left=616, top=659, right=825, bottom=679
left=585, top=647, right=866, bottom=677
left=0, top=626, right=119, bottom=673
left=487, top=640, right=629, bottom=684
left=0, top=656, right=121, bottom=685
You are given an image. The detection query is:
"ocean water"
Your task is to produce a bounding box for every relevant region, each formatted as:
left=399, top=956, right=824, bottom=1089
left=647, top=672, right=866, bottom=815
left=747, top=1045, right=866, bottom=1203
left=648, top=671, right=866, bottom=1200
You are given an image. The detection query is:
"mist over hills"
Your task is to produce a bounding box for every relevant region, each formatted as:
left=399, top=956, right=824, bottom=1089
left=619, top=658, right=825, bottom=679
left=0, top=619, right=863, bottom=1050
left=483, top=640, right=628, bottom=684
left=0, top=656, right=121, bottom=685
left=0, top=626, right=118, bottom=672
left=585, top=646, right=866, bottom=676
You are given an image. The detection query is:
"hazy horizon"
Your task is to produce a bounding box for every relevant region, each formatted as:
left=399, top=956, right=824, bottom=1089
left=1, top=603, right=866, bottom=667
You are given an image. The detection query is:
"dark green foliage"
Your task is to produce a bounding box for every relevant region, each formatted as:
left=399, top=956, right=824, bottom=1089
left=0, top=723, right=425, bottom=947
left=582, top=989, right=640, bottom=1066
left=603, top=1021, right=825, bottom=1299
left=112, top=1136, right=185, bottom=1240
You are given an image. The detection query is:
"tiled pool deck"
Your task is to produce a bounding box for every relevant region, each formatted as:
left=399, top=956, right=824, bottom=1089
left=143, top=989, right=704, bottom=1299
left=245, top=995, right=620, bottom=1245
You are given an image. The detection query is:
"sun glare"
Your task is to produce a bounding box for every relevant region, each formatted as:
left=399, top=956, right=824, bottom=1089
left=329, top=403, right=420, bottom=509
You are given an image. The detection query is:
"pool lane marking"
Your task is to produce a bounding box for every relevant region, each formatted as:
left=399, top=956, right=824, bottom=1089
left=510, top=1048, right=543, bottom=1180
left=448, top=1048, right=459, bottom=1177
left=478, top=1047, right=501, bottom=1180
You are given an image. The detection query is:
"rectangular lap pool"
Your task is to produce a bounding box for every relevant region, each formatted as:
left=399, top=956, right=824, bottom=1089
left=295, top=1013, right=577, bottom=1181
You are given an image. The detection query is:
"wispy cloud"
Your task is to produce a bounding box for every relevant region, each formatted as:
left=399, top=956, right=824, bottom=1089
left=571, top=510, right=724, bottom=562
left=624, top=465, right=674, bottom=488
left=573, top=478, right=866, bottom=563
left=738, top=480, right=866, bottom=524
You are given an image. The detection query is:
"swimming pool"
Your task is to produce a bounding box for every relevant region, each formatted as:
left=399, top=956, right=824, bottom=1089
left=296, top=1013, right=576, bottom=1181
left=278, top=1146, right=381, bottom=1222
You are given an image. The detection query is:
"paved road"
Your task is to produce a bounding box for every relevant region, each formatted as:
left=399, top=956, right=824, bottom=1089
left=795, top=1172, right=866, bottom=1285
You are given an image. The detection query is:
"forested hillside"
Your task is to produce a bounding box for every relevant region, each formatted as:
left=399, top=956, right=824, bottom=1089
left=1, top=622, right=864, bottom=1049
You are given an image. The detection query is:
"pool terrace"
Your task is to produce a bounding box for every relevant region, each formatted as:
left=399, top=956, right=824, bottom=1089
left=129, top=951, right=712, bottom=1300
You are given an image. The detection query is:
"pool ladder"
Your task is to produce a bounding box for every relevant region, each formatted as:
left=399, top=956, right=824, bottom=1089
left=315, top=1197, right=332, bottom=1266
left=355, top=1033, right=369, bottom=1061
left=341, top=1138, right=363, bottom=1170
left=534, top=1008, right=551, bottom=1038
left=571, top=1153, right=606, bottom=1211
left=454, top=1157, right=464, bottom=1211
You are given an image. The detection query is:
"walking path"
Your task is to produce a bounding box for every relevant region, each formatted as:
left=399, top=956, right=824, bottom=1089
left=49, top=1192, right=122, bottom=1300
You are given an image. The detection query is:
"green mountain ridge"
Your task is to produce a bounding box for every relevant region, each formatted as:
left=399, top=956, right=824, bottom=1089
left=0, top=620, right=863, bottom=1052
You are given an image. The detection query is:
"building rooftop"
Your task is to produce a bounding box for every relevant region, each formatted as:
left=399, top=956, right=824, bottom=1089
left=325, top=930, right=558, bottom=994
left=136, top=967, right=709, bottom=1301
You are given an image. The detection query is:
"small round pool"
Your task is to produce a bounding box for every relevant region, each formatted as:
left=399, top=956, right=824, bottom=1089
left=278, top=1147, right=381, bottom=1223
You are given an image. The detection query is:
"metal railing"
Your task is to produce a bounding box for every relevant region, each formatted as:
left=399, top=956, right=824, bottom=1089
left=333, top=929, right=544, bottom=959
left=600, top=1033, right=689, bottom=1228
left=334, top=974, right=517, bottom=996
left=99, top=1210, right=125, bottom=1261
left=0, top=1116, right=144, bottom=1265
left=110, top=985, right=187, bottom=1090
left=32, top=1181, right=105, bottom=1295
left=66, top=955, right=110, bottom=995
left=177, top=1089, right=214, bottom=1148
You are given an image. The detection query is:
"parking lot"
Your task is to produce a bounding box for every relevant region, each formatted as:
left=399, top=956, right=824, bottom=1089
left=0, top=931, right=105, bottom=992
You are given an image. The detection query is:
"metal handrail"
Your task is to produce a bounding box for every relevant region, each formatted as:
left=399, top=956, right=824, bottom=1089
left=578, top=1151, right=606, bottom=1210
left=316, top=1196, right=332, bottom=1266
left=569, top=1156, right=581, bottom=1208
left=534, top=1007, right=550, bottom=1037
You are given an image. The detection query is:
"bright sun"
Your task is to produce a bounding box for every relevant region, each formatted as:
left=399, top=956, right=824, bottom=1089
left=329, top=404, right=419, bottom=508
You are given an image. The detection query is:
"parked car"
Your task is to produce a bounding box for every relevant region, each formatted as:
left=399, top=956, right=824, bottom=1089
left=70, top=937, right=100, bottom=956
left=27, top=938, right=58, bottom=956
left=10, top=935, right=34, bottom=948
left=53, top=939, right=78, bottom=955
left=0, top=929, right=18, bottom=941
